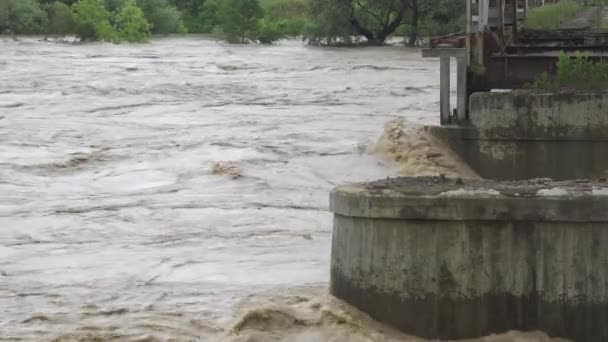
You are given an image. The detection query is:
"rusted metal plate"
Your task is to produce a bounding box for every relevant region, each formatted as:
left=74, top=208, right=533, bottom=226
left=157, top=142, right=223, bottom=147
left=470, top=26, right=608, bottom=91
left=518, top=29, right=608, bottom=46
left=422, top=48, right=466, bottom=58
left=472, top=53, right=608, bottom=90
left=430, top=33, right=466, bottom=49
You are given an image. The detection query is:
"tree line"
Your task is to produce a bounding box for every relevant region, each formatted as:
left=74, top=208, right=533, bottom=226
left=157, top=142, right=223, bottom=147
left=0, top=0, right=464, bottom=45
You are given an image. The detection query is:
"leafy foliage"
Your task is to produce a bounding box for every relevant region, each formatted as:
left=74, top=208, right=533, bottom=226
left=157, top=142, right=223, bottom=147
left=115, top=0, right=150, bottom=42
left=0, top=0, right=48, bottom=34
left=167, top=0, right=210, bottom=32
left=72, top=0, right=116, bottom=41
left=103, top=0, right=128, bottom=12
left=303, top=0, right=354, bottom=45
left=304, top=0, right=412, bottom=45
left=219, top=0, right=263, bottom=43
left=136, top=0, right=186, bottom=34
left=260, top=0, right=309, bottom=36
left=396, top=0, right=465, bottom=45
left=1, top=0, right=468, bottom=46
left=194, top=0, right=222, bottom=33
left=47, top=1, right=75, bottom=35
left=253, top=18, right=284, bottom=44
left=530, top=52, right=608, bottom=91
left=304, top=0, right=466, bottom=46
left=38, top=0, right=80, bottom=6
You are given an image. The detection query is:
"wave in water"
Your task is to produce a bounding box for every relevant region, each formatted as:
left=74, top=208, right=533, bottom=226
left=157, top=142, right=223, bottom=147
left=219, top=287, right=571, bottom=342
left=373, top=118, right=478, bottom=179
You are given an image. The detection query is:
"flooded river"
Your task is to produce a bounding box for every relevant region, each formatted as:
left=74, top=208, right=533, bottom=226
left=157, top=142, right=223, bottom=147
left=0, top=37, right=559, bottom=341
left=0, top=36, right=438, bottom=341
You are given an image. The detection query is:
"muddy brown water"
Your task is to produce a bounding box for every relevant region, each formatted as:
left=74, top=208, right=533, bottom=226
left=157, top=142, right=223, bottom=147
left=0, top=37, right=561, bottom=341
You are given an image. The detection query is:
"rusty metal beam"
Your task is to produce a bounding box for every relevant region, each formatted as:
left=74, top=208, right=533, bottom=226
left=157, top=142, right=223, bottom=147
left=471, top=53, right=608, bottom=91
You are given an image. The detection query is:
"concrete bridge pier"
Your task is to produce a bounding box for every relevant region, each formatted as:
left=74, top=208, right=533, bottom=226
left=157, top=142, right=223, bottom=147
left=330, top=178, right=608, bottom=341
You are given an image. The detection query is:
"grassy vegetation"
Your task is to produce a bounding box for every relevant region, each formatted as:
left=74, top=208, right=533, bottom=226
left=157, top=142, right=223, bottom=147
left=530, top=52, right=608, bottom=91
left=524, top=0, right=583, bottom=30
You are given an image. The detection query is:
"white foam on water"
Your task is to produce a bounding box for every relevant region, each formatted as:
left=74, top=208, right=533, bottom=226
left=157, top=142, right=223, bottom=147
left=438, top=188, right=501, bottom=197
left=537, top=188, right=570, bottom=197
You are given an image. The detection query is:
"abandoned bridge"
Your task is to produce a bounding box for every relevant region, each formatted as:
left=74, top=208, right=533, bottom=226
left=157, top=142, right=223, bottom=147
left=424, top=0, right=608, bottom=124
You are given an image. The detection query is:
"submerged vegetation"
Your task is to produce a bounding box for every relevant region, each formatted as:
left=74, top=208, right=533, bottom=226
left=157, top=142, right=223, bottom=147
left=304, top=0, right=465, bottom=46
left=1, top=0, right=465, bottom=45
left=523, top=0, right=582, bottom=30
left=530, top=52, right=608, bottom=91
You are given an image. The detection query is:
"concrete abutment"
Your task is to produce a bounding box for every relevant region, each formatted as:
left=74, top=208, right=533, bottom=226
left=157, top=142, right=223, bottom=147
left=427, top=91, right=608, bottom=181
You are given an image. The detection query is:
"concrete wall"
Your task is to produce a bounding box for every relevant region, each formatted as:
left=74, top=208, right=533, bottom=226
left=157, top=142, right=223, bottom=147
left=330, top=178, right=608, bottom=340
left=428, top=91, right=608, bottom=180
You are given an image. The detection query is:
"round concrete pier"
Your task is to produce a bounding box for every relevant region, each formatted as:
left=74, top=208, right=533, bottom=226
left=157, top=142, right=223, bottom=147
left=330, top=177, right=608, bottom=341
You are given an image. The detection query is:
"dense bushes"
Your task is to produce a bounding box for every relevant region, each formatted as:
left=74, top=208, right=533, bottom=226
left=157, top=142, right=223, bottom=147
left=0, top=0, right=182, bottom=41
left=115, top=0, right=151, bottom=41
left=71, top=0, right=116, bottom=41
left=260, top=0, right=309, bottom=36
left=530, top=52, right=608, bottom=91
left=1, top=0, right=468, bottom=46
left=219, top=0, right=262, bottom=43
left=70, top=0, right=152, bottom=42
left=303, top=0, right=354, bottom=46
left=47, top=2, right=75, bottom=35
left=136, top=0, right=186, bottom=34
left=0, top=0, right=300, bottom=44
left=0, top=0, right=48, bottom=34
left=254, top=18, right=285, bottom=44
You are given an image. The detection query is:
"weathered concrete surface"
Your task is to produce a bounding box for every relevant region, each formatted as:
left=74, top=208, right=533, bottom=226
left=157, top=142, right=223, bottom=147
left=469, top=91, right=608, bottom=141
left=330, top=177, right=608, bottom=341
left=427, top=91, right=608, bottom=180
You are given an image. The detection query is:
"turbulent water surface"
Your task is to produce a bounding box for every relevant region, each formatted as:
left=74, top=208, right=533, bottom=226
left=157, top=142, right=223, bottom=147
left=0, top=37, right=443, bottom=340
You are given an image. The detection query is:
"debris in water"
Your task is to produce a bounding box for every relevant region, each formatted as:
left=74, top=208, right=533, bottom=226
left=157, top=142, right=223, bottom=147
left=21, top=314, right=51, bottom=324
left=47, top=148, right=112, bottom=170
left=211, top=161, right=242, bottom=179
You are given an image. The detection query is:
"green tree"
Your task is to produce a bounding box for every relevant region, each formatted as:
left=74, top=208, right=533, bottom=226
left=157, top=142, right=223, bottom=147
left=168, top=0, right=219, bottom=33
left=304, top=0, right=454, bottom=46
left=72, top=0, right=117, bottom=41
left=253, top=18, right=284, bottom=44
left=47, top=1, right=76, bottom=35
left=136, top=0, right=187, bottom=34
left=260, top=0, right=310, bottom=36
left=401, top=0, right=463, bottom=46
left=304, top=0, right=354, bottom=45
left=168, top=0, right=204, bottom=18
left=38, top=0, right=80, bottom=6
left=0, top=0, right=47, bottom=34
left=220, top=0, right=263, bottom=43
left=198, top=0, right=222, bottom=33
left=115, top=0, right=151, bottom=41
left=103, top=0, right=128, bottom=12
left=344, top=0, right=409, bottom=45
